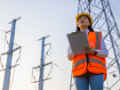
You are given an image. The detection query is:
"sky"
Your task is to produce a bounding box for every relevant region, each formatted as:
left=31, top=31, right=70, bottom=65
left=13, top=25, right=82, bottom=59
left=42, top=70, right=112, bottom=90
left=0, top=0, right=120, bottom=90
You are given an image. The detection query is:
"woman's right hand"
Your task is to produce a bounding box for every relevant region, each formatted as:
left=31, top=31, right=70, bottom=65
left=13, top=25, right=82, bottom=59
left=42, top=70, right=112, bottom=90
left=67, top=52, right=74, bottom=61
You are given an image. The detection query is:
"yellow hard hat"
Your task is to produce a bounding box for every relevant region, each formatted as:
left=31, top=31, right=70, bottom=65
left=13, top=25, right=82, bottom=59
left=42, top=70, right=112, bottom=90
left=75, top=13, right=93, bottom=26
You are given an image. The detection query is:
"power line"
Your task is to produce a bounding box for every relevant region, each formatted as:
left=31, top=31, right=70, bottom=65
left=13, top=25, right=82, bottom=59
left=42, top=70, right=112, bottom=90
left=0, top=54, right=4, bottom=69
left=0, top=4, right=67, bottom=52
left=48, top=53, right=71, bottom=71
left=44, top=42, right=71, bottom=73
left=44, top=44, right=53, bottom=81
left=110, top=79, right=120, bottom=89
left=0, top=5, right=20, bottom=18
left=45, top=54, right=71, bottom=76
left=0, top=32, right=10, bottom=69
left=52, top=62, right=71, bottom=76
left=0, top=5, right=69, bottom=76
left=31, top=69, right=37, bottom=90
left=0, top=18, right=9, bottom=24
left=43, top=47, right=71, bottom=76
left=47, top=54, right=71, bottom=75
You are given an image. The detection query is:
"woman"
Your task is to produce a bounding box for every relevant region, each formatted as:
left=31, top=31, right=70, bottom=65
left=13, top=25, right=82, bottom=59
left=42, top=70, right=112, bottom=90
left=67, top=13, right=108, bottom=90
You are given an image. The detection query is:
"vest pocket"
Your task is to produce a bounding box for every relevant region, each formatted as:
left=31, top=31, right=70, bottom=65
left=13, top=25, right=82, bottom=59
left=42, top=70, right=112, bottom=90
left=72, top=63, right=84, bottom=72
left=72, top=58, right=86, bottom=72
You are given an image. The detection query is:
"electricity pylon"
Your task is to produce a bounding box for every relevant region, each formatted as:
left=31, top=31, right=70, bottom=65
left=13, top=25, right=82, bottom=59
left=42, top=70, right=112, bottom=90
left=70, top=0, right=120, bottom=90
left=32, top=35, right=52, bottom=90
left=1, top=17, right=21, bottom=90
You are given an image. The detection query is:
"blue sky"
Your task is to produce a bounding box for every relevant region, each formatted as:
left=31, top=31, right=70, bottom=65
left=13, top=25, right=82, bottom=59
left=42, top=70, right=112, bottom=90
left=0, top=0, right=120, bottom=90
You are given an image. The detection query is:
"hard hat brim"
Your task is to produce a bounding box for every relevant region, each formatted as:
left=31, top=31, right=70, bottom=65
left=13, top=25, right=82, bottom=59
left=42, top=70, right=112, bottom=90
left=75, top=13, right=93, bottom=26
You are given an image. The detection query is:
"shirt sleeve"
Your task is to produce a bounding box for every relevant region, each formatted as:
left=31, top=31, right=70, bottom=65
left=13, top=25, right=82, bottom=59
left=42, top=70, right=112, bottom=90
left=95, top=36, right=108, bottom=58
left=67, top=44, right=72, bottom=57
left=67, top=44, right=75, bottom=60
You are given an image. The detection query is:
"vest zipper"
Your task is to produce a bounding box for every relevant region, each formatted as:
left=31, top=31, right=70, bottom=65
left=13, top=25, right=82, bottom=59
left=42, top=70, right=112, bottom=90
left=86, top=53, right=89, bottom=74
left=86, top=53, right=89, bottom=66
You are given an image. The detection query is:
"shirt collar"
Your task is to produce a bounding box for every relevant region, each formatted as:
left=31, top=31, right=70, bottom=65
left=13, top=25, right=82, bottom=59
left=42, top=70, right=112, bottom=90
left=81, top=29, right=90, bottom=35
left=86, top=29, right=90, bottom=35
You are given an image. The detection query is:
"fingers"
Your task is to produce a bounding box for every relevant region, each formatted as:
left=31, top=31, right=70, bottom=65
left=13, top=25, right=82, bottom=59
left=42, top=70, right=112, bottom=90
left=67, top=52, right=74, bottom=58
left=84, top=47, right=95, bottom=54
left=67, top=52, right=74, bottom=60
left=84, top=48, right=93, bottom=51
left=84, top=49, right=93, bottom=52
left=67, top=52, right=72, bottom=57
left=84, top=46, right=94, bottom=50
left=84, top=46, right=91, bottom=49
left=84, top=48, right=92, bottom=50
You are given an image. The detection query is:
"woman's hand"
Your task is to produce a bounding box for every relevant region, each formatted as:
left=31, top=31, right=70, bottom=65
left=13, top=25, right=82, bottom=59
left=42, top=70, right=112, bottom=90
left=84, top=46, right=95, bottom=54
left=67, top=52, right=74, bottom=61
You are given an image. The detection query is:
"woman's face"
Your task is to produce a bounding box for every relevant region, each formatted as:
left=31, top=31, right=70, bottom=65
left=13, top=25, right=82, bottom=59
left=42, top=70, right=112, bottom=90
left=77, top=16, right=90, bottom=27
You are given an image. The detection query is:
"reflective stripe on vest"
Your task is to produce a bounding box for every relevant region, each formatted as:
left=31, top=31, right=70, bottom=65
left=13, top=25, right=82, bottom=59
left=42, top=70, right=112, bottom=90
left=95, top=32, right=100, bottom=49
left=89, top=58, right=106, bottom=67
left=72, top=58, right=106, bottom=69
left=72, top=58, right=86, bottom=69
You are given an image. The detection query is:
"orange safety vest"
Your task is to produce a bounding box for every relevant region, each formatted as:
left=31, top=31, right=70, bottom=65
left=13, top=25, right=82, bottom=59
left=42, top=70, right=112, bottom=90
left=72, top=31, right=107, bottom=81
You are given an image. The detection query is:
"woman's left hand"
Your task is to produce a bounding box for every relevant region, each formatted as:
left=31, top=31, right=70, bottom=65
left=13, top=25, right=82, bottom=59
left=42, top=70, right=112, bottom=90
left=84, top=46, right=95, bottom=54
